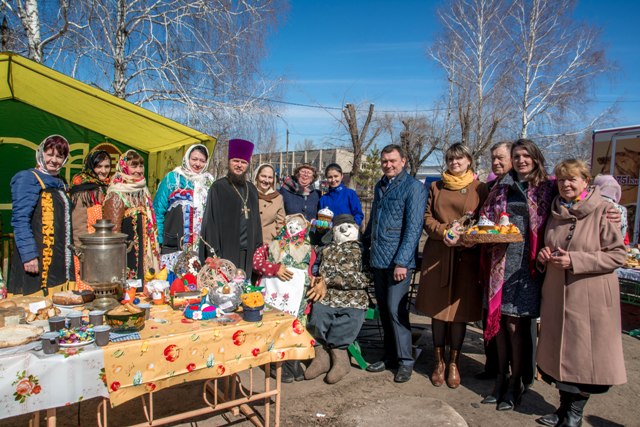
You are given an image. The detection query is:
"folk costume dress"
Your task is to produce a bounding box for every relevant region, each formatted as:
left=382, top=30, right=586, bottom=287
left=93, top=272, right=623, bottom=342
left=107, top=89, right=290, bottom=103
left=253, top=214, right=316, bottom=320
left=153, top=145, right=214, bottom=272
left=103, top=151, right=160, bottom=281
left=70, top=150, right=110, bottom=290
left=9, top=144, right=73, bottom=296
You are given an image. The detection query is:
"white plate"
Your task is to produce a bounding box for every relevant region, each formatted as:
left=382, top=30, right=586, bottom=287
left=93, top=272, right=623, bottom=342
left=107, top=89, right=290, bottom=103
left=54, top=303, right=85, bottom=309
left=59, top=339, right=95, bottom=348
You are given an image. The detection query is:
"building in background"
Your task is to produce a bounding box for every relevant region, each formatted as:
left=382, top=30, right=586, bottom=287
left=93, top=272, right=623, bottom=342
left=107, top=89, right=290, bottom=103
left=251, top=148, right=364, bottom=183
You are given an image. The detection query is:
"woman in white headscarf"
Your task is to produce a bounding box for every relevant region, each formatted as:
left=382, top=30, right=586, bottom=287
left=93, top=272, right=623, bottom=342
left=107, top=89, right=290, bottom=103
left=9, top=135, right=74, bottom=296
left=153, top=144, right=214, bottom=271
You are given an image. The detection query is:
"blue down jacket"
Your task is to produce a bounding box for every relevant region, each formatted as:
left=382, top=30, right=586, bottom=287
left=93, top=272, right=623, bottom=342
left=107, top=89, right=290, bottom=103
left=364, top=170, right=427, bottom=270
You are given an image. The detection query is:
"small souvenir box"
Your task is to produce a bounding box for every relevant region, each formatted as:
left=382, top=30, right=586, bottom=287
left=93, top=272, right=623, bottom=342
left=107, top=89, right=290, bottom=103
left=170, top=291, right=202, bottom=310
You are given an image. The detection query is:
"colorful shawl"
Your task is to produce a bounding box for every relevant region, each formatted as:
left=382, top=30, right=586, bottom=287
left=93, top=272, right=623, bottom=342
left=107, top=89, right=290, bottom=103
left=106, top=150, right=159, bottom=274
left=281, top=176, right=314, bottom=196
left=70, top=150, right=110, bottom=197
left=481, top=172, right=556, bottom=340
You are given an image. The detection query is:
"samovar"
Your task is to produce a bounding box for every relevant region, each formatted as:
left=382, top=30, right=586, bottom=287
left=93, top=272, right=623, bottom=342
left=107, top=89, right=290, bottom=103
left=73, top=219, right=127, bottom=310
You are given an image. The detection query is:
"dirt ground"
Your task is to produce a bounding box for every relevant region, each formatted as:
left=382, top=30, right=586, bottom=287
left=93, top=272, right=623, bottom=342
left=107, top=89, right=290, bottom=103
left=4, top=312, right=639, bottom=427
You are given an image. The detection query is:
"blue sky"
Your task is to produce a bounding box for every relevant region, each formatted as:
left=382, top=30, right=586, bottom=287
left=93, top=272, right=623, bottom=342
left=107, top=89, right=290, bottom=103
left=262, top=0, right=640, bottom=151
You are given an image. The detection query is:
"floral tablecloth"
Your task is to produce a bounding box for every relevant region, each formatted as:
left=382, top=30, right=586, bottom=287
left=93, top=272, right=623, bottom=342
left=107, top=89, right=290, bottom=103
left=0, top=342, right=108, bottom=420
left=0, top=305, right=315, bottom=419
left=102, top=306, right=314, bottom=406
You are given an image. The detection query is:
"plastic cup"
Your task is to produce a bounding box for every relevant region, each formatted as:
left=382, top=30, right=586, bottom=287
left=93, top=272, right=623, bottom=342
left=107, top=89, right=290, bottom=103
left=48, top=316, right=65, bottom=332
left=138, top=303, right=151, bottom=320
left=93, top=325, right=111, bottom=347
left=41, top=332, right=60, bottom=354
left=89, top=310, right=105, bottom=326
left=66, top=311, right=83, bottom=329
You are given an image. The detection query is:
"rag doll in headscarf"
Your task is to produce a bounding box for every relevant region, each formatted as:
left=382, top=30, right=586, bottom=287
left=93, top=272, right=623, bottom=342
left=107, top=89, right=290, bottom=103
left=253, top=213, right=316, bottom=318
left=153, top=144, right=214, bottom=273
left=103, top=150, right=160, bottom=282
left=305, top=214, right=371, bottom=384
left=253, top=213, right=316, bottom=382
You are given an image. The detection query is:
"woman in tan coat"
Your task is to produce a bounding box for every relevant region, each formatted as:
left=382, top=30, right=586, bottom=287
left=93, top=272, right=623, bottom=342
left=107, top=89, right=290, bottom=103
left=254, top=164, right=285, bottom=243
left=536, top=159, right=626, bottom=427
left=417, top=143, right=488, bottom=389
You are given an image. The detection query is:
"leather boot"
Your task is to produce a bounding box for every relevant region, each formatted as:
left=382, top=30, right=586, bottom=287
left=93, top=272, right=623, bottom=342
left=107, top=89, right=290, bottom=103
left=431, top=347, right=446, bottom=387
left=560, top=393, right=588, bottom=427
left=304, top=345, right=331, bottom=380
left=446, top=349, right=461, bottom=389
left=325, top=348, right=351, bottom=384
left=537, top=390, right=571, bottom=426
left=481, top=374, right=507, bottom=404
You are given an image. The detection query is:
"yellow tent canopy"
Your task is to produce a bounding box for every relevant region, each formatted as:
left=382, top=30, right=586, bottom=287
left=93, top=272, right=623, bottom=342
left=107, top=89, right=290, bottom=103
left=0, top=52, right=215, bottom=153
left=0, top=52, right=217, bottom=232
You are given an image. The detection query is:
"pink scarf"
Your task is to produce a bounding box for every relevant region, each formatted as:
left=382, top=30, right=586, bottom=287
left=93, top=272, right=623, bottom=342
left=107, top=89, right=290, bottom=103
left=481, top=174, right=556, bottom=341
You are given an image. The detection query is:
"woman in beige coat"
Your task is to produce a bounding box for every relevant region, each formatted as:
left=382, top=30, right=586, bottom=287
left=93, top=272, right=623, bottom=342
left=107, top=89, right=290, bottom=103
left=536, top=159, right=626, bottom=427
left=255, top=164, right=285, bottom=243
left=417, top=143, right=488, bottom=389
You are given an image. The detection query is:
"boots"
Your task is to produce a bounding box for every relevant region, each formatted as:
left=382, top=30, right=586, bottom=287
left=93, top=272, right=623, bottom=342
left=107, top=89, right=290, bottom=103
left=481, top=374, right=507, bottom=405
left=560, top=393, right=589, bottom=427
left=537, top=390, right=571, bottom=426
left=325, top=348, right=351, bottom=384
left=304, top=345, right=330, bottom=380
left=431, top=347, right=446, bottom=387
left=497, top=379, right=523, bottom=411
left=447, top=349, right=461, bottom=389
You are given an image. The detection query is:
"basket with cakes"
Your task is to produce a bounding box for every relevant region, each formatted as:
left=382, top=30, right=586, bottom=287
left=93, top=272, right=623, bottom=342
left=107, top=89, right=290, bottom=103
left=460, top=213, right=523, bottom=244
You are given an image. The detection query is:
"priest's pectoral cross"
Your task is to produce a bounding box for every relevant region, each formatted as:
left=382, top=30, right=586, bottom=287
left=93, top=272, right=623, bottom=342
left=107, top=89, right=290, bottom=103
left=242, top=205, right=250, bottom=219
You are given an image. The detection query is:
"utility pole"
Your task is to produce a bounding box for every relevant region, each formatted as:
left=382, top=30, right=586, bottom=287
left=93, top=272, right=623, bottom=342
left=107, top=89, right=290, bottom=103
left=285, top=128, right=290, bottom=176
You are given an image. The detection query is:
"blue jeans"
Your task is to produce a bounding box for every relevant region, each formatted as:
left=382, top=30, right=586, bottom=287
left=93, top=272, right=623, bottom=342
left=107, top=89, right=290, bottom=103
left=372, top=268, right=413, bottom=367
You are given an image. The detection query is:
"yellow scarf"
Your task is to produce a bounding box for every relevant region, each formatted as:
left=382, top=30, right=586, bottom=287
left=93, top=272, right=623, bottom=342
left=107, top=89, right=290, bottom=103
left=442, top=169, right=474, bottom=191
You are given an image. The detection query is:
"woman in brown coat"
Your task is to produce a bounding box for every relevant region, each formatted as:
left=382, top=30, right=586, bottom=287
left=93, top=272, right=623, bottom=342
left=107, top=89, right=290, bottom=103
left=536, top=159, right=626, bottom=427
left=417, top=143, right=488, bottom=389
left=254, top=164, right=285, bottom=243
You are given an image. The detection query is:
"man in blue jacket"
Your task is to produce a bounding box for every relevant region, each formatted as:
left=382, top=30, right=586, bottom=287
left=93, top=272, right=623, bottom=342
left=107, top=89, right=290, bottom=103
left=363, top=144, right=427, bottom=383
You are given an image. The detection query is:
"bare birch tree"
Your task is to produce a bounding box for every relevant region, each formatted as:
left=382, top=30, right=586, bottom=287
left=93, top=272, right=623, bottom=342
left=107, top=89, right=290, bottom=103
left=341, top=103, right=382, bottom=189
left=0, top=0, right=70, bottom=63
left=2, top=0, right=286, bottom=139
left=430, top=0, right=513, bottom=160
left=508, top=0, right=609, bottom=138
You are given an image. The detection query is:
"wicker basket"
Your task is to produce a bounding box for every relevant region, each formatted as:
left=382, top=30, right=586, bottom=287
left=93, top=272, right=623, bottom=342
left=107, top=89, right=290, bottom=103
left=196, top=258, right=237, bottom=291
left=173, top=250, right=201, bottom=277
left=461, top=233, right=524, bottom=244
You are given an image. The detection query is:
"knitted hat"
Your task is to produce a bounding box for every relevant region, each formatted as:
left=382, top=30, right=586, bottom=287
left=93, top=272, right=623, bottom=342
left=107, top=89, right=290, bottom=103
left=593, top=175, right=621, bottom=203
left=228, top=139, right=254, bottom=162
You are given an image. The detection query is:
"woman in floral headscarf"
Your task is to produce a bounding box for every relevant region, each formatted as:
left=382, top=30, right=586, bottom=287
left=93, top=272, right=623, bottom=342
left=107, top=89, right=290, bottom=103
left=153, top=144, right=214, bottom=272
left=9, top=135, right=74, bottom=296
left=70, top=150, right=112, bottom=245
left=103, top=150, right=160, bottom=281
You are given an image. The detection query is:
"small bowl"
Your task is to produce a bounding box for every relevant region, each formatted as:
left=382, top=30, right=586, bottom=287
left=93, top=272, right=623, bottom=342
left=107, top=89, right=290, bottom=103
left=105, top=311, right=145, bottom=333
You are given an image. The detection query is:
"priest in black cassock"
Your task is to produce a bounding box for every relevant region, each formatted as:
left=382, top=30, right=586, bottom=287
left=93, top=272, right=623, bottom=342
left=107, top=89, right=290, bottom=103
left=199, top=139, right=263, bottom=279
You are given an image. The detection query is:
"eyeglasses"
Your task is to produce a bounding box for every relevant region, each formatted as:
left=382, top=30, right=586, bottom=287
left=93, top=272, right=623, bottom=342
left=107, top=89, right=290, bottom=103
left=298, top=170, right=314, bottom=176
